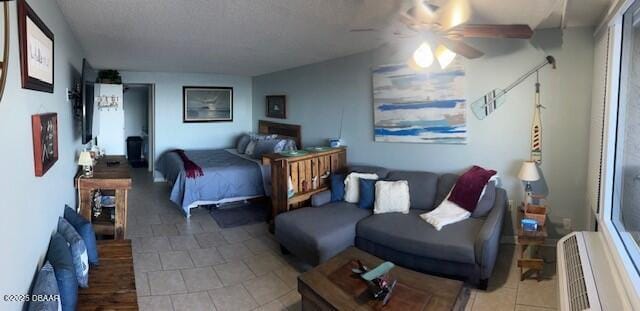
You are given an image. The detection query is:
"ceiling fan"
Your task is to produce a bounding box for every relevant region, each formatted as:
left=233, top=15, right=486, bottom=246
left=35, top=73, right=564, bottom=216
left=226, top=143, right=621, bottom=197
left=355, top=0, right=534, bottom=69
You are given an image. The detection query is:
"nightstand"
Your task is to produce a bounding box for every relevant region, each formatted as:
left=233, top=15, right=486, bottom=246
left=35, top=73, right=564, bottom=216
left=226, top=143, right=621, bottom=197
left=517, top=207, right=548, bottom=281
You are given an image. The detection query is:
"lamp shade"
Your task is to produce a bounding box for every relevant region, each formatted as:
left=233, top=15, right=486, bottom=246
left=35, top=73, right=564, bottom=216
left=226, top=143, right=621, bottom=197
left=78, top=151, right=93, bottom=167
left=518, top=161, right=540, bottom=181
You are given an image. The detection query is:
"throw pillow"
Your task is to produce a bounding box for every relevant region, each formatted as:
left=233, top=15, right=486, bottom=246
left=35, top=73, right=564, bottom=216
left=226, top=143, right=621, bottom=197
left=358, top=178, right=376, bottom=209
left=244, top=140, right=257, bottom=156
left=330, top=174, right=346, bottom=202
left=472, top=181, right=497, bottom=218
left=448, top=166, right=497, bottom=212
left=64, top=205, right=99, bottom=265
left=47, top=233, right=78, bottom=311
left=251, top=139, right=286, bottom=159
left=373, top=180, right=410, bottom=214
left=57, top=217, right=89, bottom=288
left=236, top=134, right=251, bottom=154
left=28, top=261, right=62, bottom=311
left=344, top=172, right=378, bottom=203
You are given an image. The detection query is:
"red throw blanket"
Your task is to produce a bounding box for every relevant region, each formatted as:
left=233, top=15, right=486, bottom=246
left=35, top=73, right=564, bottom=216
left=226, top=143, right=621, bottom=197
left=173, top=149, right=204, bottom=179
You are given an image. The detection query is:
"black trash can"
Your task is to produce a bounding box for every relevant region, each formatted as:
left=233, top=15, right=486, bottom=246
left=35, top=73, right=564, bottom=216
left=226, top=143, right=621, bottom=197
left=126, top=136, right=143, bottom=162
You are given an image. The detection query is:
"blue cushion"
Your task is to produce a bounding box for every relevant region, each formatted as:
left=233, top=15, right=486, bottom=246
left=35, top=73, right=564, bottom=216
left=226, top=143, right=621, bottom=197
left=330, top=174, right=345, bottom=202
left=28, top=261, right=62, bottom=311
left=358, top=178, right=376, bottom=209
left=64, top=205, right=98, bottom=265
left=47, top=233, right=78, bottom=311
left=57, top=217, right=89, bottom=288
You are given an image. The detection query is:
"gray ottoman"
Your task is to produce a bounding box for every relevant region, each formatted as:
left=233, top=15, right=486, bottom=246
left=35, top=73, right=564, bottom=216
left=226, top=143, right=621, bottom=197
left=274, top=202, right=371, bottom=266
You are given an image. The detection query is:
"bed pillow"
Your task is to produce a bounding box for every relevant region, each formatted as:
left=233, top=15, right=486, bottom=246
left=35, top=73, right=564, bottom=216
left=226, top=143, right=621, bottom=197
left=251, top=139, right=287, bottom=159
left=373, top=180, right=410, bottom=214
left=358, top=178, right=376, bottom=209
left=448, top=166, right=497, bottom=212
left=64, top=206, right=99, bottom=265
left=245, top=140, right=257, bottom=156
left=47, top=233, right=78, bottom=311
left=236, top=134, right=251, bottom=154
left=57, top=217, right=89, bottom=288
left=330, top=174, right=346, bottom=202
left=344, top=172, right=379, bottom=203
left=28, top=262, right=62, bottom=311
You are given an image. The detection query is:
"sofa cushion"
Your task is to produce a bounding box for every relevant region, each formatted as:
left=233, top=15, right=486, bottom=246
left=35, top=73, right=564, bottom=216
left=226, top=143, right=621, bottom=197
left=472, top=181, right=497, bottom=218
left=275, top=202, right=371, bottom=265
left=386, top=171, right=438, bottom=210
left=374, top=180, right=410, bottom=215
left=47, top=233, right=78, bottom=311
left=348, top=165, right=390, bottom=179
left=64, top=206, right=98, bottom=265
left=435, top=173, right=458, bottom=207
left=358, top=178, right=376, bottom=209
left=330, top=174, right=346, bottom=202
left=28, top=262, right=62, bottom=311
left=356, top=210, right=484, bottom=264
left=57, top=217, right=89, bottom=288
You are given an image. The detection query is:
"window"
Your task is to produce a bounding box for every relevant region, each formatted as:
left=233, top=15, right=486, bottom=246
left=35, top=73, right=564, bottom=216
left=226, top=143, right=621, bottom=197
left=612, top=0, right=640, bottom=275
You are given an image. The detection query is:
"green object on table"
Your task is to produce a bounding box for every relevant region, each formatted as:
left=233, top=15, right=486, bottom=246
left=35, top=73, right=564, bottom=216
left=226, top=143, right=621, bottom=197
left=304, top=146, right=331, bottom=152
left=278, top=150, right=309, bottom=157
left=361, top=262, right=395, bottom=281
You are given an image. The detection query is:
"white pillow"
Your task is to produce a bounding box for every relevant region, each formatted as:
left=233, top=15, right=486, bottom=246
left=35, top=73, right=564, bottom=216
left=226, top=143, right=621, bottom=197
left=374, top=180, right=410, bottom=215
left=344, top=172, right=378, bottom=203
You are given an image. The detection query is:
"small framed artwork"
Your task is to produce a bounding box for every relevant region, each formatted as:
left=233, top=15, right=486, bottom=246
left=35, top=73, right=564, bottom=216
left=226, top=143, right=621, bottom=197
left=183, top=86, right=233, bottom=122
left=32, top=113, right=58, bottom=177
left=18, top=0, right=54, bottom=93
left=266, top=95, right=286, bottom=119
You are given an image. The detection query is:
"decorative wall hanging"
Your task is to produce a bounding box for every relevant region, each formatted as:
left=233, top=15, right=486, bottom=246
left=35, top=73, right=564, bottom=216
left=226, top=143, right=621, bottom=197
left=266, top=95, right=286, bottom=119
left=183, top=86, right=233, bottom=123
left=372, top=60, right=466, bottom=144
left=531, top=72, right=543, bottom=163
left=95, top=95, right=120, bottom=110
left=18, top=0, right=54, bottom=93
left=32, top=113, right=58, bottom=176
left=470, top=56, right=555, bottom=120
left=0, top=2, right=10, bottom=103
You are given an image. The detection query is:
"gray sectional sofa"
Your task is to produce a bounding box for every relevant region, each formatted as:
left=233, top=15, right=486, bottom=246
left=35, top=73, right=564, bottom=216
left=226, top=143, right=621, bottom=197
left=274, top=165, right=507, bottom=289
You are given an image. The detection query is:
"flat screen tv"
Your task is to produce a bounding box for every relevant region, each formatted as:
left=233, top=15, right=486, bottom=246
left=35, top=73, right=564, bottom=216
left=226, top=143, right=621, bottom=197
left=81, top=58, right=97, bottom=144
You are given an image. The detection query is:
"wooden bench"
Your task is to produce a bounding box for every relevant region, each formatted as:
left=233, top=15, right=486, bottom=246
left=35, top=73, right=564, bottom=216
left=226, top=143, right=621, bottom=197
left=77, top=240, right=138, bottom=310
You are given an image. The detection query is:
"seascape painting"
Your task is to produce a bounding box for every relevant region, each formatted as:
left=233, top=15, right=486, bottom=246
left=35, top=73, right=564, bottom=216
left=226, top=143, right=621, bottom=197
left=372, top=60, right=466, bottom=144
left=183, top=86, right=233, bottom=122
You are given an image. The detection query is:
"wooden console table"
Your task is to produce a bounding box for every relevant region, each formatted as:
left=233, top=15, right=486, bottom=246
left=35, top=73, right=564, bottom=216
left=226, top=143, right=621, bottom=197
left=75, top=155, right=132, bottom=240
left=263, top=147, right=347, bottom=225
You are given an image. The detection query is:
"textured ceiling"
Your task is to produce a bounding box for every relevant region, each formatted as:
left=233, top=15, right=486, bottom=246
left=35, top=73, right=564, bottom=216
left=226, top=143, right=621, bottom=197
left=56, top=0, right=612, bottom=76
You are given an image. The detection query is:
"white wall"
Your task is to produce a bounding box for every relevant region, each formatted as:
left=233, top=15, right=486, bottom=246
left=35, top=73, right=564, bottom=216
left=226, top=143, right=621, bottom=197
left=120, top=71, right=253, bottom=166
left=0, top=1, right=85, bottom=309
left=95, top=83, right=125, bottom=155
left=252, top=27, right=595, bottom=237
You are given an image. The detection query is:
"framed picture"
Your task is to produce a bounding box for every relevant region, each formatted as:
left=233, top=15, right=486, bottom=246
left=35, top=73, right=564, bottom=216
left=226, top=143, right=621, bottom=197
left=18, top=0, right=54, bottom=93
left=183, top=86, right=233, bottom=122
left=266, top=95, right=287, bottom=119
left=32, top=113, right=58, bottom=177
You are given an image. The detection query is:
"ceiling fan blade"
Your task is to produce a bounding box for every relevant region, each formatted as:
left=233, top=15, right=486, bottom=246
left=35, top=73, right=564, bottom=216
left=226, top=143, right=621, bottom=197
left=438, top=38, right=484, bottom=59
left=349, top=28, right=377, bottom=32
left=449, top=24, right=534, bottom=39
left=436, top=0, right=472, bottom=30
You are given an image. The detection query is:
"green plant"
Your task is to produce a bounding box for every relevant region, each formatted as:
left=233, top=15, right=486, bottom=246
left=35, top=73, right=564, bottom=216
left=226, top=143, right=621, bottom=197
left=97, top=70, right=122, bottom=84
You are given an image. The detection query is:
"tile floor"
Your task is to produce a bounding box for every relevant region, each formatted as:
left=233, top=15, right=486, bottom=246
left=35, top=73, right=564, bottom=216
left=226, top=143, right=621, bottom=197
left=126, top=169, right=558, bottom=310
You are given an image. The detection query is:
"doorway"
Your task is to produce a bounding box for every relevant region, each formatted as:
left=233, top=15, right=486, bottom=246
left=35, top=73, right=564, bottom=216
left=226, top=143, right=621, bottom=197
left=123, top=84, right=154, bottom=172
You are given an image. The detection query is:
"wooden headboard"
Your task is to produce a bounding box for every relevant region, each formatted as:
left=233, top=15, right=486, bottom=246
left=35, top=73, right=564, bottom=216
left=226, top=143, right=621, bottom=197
left=258, top=120, right=302, bottom=148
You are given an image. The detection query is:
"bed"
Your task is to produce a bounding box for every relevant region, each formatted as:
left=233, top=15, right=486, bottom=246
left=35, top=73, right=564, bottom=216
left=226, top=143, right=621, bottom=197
left=156, top=121, right=301, bottom=216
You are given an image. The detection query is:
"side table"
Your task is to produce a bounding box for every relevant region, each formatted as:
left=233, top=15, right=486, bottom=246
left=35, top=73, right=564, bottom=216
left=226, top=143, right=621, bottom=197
left=517, top=208, right=548, bottom=281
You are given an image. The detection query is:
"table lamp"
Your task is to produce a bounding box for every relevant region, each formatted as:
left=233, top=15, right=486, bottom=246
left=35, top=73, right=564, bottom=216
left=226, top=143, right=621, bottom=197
left=78, top=151, right=94, bottom=177
left=518, top=161, right=540, bottom=205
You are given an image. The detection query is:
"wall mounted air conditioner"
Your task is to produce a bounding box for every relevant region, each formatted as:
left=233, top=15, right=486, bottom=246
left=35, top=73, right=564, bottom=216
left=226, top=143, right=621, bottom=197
left=558, top=232, right=627, bottom=311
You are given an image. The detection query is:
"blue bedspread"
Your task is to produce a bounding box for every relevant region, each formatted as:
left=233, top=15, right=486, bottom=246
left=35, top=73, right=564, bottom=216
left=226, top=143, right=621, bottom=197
left=156, top=149, right=265, bottom=216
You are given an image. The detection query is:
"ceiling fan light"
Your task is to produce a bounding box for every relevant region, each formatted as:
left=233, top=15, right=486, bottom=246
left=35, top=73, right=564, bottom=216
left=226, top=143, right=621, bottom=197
left=413, top=42, right=434, bottom=68
left=435, top=45, right=456, bottom=69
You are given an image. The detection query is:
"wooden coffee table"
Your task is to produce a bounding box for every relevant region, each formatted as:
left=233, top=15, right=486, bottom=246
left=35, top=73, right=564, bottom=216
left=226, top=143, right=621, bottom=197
left=298, top=247, right=470, bottom=310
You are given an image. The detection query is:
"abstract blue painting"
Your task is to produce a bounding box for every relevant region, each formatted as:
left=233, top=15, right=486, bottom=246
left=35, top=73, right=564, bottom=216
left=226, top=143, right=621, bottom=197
left=372, top=60, right=466, bottom=144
